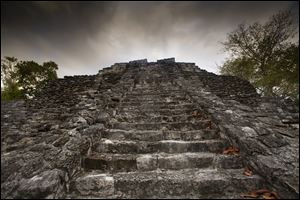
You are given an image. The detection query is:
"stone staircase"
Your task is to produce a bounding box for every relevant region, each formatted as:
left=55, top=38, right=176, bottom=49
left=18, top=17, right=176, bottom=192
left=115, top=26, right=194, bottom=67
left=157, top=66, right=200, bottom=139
left=2, top=59, right=298, bottom=199
left=70, top=82, right=266, bottom=198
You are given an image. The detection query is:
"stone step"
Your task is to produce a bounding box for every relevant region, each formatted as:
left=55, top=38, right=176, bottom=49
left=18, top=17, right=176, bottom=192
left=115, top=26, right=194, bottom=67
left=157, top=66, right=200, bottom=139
left=125, top=91, right=185, bottom=97
left=117, top=108, right=200, bottom=116
left=118, top=103, right=197, bottom=111
left=92, top=139, right=227, bottom=154
left=101, top=129, right=220, bottom=141
left=130, top=89, right=182, bottom=92
left=110, top=121, right=215, bottom=131
left=119, top=101, right=189, bottom=107
left=122, top=96, right=190, bottom=103
left=116, top=114, right=209, bottom=123
left=125, top=91, right=187, bottom=98
left=67, top=192, right=262, bottom=199
left=82, top=152, right=244, bottom=172
left=73, top=168, right=265, bottom=198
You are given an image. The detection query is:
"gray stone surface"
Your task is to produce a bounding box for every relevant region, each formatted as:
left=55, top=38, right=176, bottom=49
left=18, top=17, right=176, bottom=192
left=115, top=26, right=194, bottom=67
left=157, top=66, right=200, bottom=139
left=157, top=57, right=175, bottom=64
left=74, top=173, right=114, bottom=197
left=16, top=169, right=66, bottom=199
left=1, top=58, right=298, bottom=199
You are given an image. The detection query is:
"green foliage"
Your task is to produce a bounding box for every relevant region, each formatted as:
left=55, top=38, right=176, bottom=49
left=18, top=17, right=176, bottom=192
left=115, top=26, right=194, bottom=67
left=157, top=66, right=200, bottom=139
left=220, top=57, right=256, bottom=81
left=1, top=56, right=23, bottom=100
left=16, top=61, right=58, bottom=97
left=1, top=57, right=58, bottom=100
left=220, top=10, right=299, bottom=101
left=1, top=83, right=24, bottom=100
left=1, top=57, right=18, bottom=89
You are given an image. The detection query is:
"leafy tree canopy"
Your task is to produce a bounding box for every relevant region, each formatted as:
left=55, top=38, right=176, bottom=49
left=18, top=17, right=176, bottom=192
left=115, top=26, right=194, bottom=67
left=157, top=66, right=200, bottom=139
left=1, top=57, right=58, bottom=100
left=220, top=10, right=299, bottom=102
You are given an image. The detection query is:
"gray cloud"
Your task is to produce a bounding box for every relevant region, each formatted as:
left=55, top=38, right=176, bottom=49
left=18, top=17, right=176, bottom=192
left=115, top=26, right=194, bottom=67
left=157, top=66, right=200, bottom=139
left=1, top=1, right=299, bottom=77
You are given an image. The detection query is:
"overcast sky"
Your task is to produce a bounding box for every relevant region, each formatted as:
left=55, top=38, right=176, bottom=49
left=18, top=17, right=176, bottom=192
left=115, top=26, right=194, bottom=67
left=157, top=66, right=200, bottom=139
left=1, top=1, right=299, bottom=77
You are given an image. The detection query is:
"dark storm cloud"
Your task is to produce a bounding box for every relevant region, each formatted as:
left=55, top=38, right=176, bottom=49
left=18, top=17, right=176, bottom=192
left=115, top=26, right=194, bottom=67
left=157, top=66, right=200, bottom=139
left=1, top=1, right=299, bottom=77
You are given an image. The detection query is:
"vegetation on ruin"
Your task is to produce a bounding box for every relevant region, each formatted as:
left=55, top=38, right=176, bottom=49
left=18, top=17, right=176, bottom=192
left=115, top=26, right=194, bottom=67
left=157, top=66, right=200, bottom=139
left=1, top=56, right=58, bottom=100
left=220, top=10, right=299, bottom=102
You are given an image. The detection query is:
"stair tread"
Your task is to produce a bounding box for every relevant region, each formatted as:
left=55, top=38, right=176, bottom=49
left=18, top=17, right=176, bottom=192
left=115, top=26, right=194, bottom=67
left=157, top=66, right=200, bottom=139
left=92, top=139, right=227, bottom=154
left=125, top=93, right=185, bottom=96
left=85, top=152, right=242, bottom=161
left=122, top=98, right=190, bottom=102
left=87, top=152, right=217, bottom=158
left=83, top=152, right=244, bottom=171
left=69, top=193, right=256, bottom=199
left=112, top=168, right=260, bottom=180
left=109, top=123, right=215, bottom=131
left=118, top=103, right=195, bottom=107
left=118, top=108, right=197, bottom=111
left=120, top=102, right=193, bottom=105
left=73, top=168, right=264, bottom=198
left=121, top=102, right=192, bottom=105
left=107, top=129, right=217, bottom=133
left=96, top=139, right=224, bottom=144
left=110, top=121, right=215, bottom=127
left=102, top=129, right=220, bottom=141
left=111, top=121, right=213, bottom=125
left=76, top=168, right=262, bottom=182
left=114, top=114, right=211, bottom=123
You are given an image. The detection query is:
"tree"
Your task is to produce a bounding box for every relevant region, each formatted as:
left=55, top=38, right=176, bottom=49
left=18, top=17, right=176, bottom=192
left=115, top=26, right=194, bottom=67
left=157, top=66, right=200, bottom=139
left=1, top=57, right=23, bottom=100
left=220, top=10, right=299, bottom=101
left=16, top=61, right=58, bottom=97
left=1, top=57, right=58, bottom=100
left=220, top=57, right=256, bottom=81
left=1, top=57, right=18, bottom=87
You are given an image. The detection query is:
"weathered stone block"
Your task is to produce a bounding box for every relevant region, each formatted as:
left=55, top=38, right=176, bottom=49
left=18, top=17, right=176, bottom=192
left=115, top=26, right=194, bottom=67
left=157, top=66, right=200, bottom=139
left=157, top=58, right=175, bottom=64
left=16, top=169, right=66, bottom=199
left=75, top=173, right=114, bottom=197
left=137, top=154, right=157, bottom=171
left=258, top=133, right=288, bottom=148
left=241, top=126, right=258, bottom=137
left=129, top=59, right=148, bottom=65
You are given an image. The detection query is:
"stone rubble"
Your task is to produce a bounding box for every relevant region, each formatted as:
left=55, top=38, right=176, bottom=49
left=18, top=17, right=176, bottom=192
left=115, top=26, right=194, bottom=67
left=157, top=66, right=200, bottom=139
left=1, top=58, right=299, bottom=199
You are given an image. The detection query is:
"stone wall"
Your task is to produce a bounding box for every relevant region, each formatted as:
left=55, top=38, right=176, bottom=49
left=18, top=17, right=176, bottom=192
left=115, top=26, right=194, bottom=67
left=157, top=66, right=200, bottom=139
left=176, top=68, right=299, bottom=198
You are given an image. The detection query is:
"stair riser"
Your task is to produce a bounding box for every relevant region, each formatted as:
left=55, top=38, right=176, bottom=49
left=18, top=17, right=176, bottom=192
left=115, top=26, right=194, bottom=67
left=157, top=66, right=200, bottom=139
left=73, top=169, right=265, bottom=198
left=124, top=93, right=186, bottom=98
left=122, top=97, right=189, bottom=103
left=92, top=141, right=227, bottom=154
left=118, top=109, right=204, bottom=116
left=120, top=101, right=184, bottom=107
left=82, top=155, right=244, bottom=172
left=125, top=91, right=183, bottom=95
left=116, top=117, right=207, bottom=123
left=101, top=130, right=220, bottom=141
left=114, top=176, right=264, bottom=198
left=119, top=104, right=196, bottom=110
left=111, top=122, right=213, bottom=131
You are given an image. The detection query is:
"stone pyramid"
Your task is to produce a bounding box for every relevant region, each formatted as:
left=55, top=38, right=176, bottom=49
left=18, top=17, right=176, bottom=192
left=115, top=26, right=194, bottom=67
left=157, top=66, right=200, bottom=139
left=1, top=58, right=298, bottom=199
